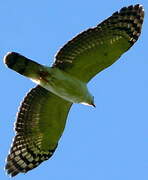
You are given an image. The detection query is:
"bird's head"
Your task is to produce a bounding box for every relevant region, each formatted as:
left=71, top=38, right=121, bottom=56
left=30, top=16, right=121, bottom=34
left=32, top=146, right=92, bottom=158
left=81, top=95, right=96, bottom=108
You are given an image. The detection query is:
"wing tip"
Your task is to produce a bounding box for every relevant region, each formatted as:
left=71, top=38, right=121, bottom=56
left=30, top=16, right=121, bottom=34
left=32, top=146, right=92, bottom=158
left=120, top=4, right=144, bottom=18
left=111, top=4, right=144, bottom=44
left=5, top=158, right=22, bottom=177
left=5, top=134, right=58, bottom=177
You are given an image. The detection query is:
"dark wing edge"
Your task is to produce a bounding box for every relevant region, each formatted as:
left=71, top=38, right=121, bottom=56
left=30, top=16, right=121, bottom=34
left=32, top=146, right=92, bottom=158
left=5, top=85, right=72, bottom=177
left=52, top=4, right=144, bottom=82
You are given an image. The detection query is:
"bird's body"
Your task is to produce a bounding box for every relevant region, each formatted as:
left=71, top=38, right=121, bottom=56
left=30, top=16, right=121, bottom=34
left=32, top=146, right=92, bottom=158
left=39, top=67, right=94, bottom=104
left=4, top=4, right=144, bottom=177
left=40, top=67, right=93, bottom=104
left=5, top=53, right=94, bottom=105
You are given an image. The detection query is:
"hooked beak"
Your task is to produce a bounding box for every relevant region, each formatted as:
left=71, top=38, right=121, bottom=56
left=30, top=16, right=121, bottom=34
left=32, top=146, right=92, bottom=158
left=91, top=103, right=96, bottom=108
left=81, top=102, right=96, bottom=108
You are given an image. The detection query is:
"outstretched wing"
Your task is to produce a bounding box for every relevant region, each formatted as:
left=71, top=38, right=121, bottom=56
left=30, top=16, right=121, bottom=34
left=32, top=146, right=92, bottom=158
left=53, top=4, right=144, bottom=82
left=5, top=85, right=72, bottom=177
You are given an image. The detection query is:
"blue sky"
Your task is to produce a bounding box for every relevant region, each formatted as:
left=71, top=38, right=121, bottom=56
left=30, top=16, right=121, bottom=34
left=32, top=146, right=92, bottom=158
left=1, top=0, right=148, bottom=179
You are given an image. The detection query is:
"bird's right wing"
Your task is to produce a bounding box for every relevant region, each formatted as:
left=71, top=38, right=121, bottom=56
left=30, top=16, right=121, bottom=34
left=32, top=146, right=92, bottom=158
left=53, top=4, right=144, bottom=83
left=5, top=85, right=72, bottom=177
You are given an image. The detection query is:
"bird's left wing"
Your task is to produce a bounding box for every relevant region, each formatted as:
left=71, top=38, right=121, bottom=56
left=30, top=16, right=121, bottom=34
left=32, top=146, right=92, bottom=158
left=5, top=85, right=72, bottom=177
left=53, top=4, right=144, bottom=82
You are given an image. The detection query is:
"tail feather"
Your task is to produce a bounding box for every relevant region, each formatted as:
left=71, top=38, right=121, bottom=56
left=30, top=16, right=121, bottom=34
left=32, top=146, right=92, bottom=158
left=3, top=52, right=42, bottom=78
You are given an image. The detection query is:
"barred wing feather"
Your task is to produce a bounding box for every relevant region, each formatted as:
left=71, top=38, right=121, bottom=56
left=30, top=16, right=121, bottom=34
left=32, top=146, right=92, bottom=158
left=5, top=85, right=72, bottom=177
left=53, top=4, right=144, bottom=82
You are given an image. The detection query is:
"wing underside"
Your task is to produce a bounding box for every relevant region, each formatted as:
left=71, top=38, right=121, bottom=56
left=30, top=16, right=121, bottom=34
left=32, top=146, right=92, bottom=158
left=5, top=85, right=72, bottom=176
left=53, top=4, right=144, bottom=82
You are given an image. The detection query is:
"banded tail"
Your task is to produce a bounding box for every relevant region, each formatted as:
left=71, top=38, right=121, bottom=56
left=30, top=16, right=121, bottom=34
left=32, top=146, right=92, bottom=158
left=4, top=52, right=44, bottom=80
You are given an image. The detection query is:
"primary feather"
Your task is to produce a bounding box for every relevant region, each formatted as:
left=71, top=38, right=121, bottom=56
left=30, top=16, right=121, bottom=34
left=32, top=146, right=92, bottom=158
left=4, top=4, right=144, bottom=177
left=54, top=4, right=144, bottom=82
left=5, top=86, right=72, bottom=177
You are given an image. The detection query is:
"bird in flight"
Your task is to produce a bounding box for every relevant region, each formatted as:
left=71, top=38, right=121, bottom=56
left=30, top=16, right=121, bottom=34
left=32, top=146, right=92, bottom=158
left=4, top=4, right=144, bottom=177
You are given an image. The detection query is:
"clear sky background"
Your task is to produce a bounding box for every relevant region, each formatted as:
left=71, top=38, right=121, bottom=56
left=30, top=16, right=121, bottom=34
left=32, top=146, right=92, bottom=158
left=0, top=0, right=148, bottom=179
